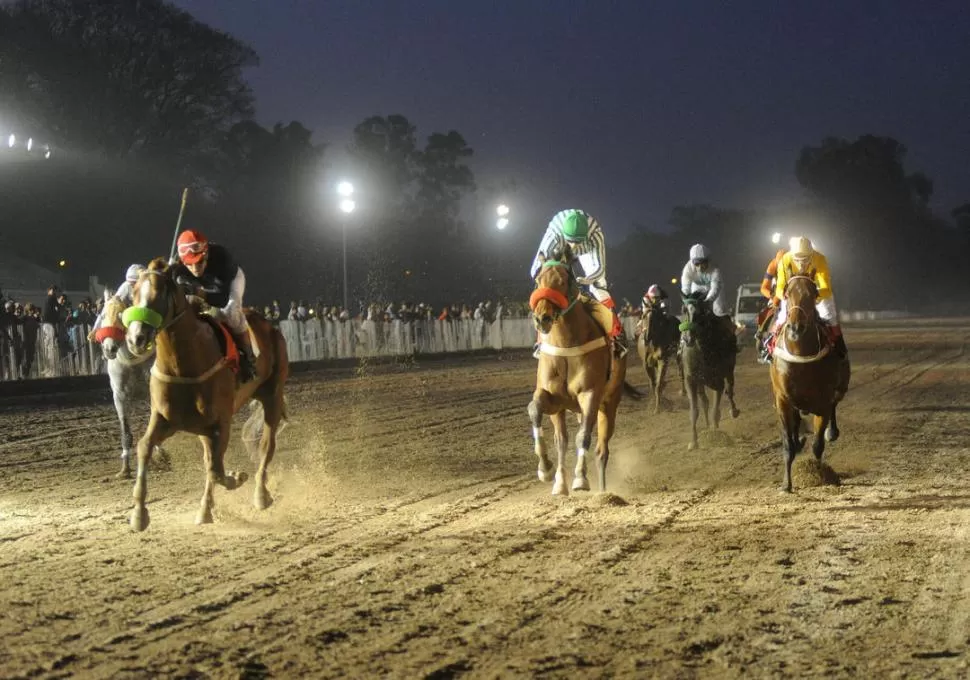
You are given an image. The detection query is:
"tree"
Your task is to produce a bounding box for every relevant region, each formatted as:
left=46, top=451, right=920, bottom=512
left=0, top=0, right=257, bottom=168
left=347, top=114, right=477, bottom=304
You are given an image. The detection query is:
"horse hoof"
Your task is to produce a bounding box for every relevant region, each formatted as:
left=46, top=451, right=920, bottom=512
left=688, top=441, right=698, bottom=451
left=780, top=485, right=793, bottom=494
left=129, top=506, right=150, bottom=532
left=537, top=466, right=554, bottom=483
left=731, top=408, right=741, bottom=419
left=254, top=487, right=274, bottom=511
left=196, top=508, right=214, bottom=525
left=572, top=477, right=591, bottom=492
left=826, top=428, right=840, bottom=443
left=116, top=467, right=132, bottom=480
left=222, top=471, right=249, bottom=491
left=552, top=480, right=569, bottom=496
left=152, top=448, right=172, bottom=471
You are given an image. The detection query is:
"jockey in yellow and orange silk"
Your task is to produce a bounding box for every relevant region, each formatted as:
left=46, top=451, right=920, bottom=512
left=773, top=236, right=848, bottom=359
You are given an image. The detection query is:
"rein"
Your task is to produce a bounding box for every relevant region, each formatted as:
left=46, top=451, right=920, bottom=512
left=776, top=275, right=830, bottom=364
left=532, top=260, right=604, bottom=357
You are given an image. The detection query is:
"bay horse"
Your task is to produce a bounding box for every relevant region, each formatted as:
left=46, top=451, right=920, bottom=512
left=526, top=253, right=638, bottom=495
left=123, top=257, right=289, bottom=531
left=636, top=301, right=685, bottom=413
left=88, top=290, right=168, bottom=478
left=680, top=292, right=740, bottom=450
left=769, top=275, right=850, bottom=493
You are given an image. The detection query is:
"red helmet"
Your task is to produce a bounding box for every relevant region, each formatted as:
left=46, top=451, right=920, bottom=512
left=177, top=229, right=208, bottom=265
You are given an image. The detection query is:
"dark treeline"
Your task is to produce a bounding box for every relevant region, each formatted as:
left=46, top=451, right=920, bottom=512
left=1, top=0, right=966, bottom=312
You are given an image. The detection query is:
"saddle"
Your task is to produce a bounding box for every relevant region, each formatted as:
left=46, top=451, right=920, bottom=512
left=198, top=314, right=240, bottom=374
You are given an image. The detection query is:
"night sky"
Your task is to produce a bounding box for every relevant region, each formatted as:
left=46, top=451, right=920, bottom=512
left=174, top=0, right=970, bottom=241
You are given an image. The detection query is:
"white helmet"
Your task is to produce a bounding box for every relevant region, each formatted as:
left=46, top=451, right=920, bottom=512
left=789, top=236, right=814, bottom=265
left=125, top=264, right=145, bottom=283
left=689, top=244, right=709, bottom=262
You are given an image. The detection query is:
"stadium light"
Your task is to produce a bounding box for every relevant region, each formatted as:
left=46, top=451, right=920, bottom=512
left=26, top=138, right=33, bottom=152
left=337, top=181, right=354, bottom=197
left=496, top=204, right=510, bottom=217
left=496, top=217, right=509, bottom=230
left=334, top=181, right=357, bottom=311
left=771, top=232, right=782, bottom=245
left=7, top=134, right=14, bottom=149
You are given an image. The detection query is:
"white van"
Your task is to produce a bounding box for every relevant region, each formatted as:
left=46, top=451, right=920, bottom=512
left=734, top=283, right=765, bottom=331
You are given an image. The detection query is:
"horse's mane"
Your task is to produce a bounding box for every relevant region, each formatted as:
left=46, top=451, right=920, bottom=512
left=147, top=257, right=169, bottom=273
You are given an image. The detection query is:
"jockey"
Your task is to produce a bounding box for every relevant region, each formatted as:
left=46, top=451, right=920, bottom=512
left=643, top=284, right=669, bottom=312
left=529, top=209, right=627, bottom=359
left=93, top=264, right=144, bottom=331
left=173, top=229, right=257, bottom=382
left=773, top=236, right=847, bottom=359
left=680, top=244, right=737, bottom=351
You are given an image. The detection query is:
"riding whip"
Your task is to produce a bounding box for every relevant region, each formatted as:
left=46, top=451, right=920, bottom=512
left=168, top=188, right=190, bottom=263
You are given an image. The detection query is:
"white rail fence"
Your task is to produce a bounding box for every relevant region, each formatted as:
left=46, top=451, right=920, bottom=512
left=0, top=311, right=914, bottom=382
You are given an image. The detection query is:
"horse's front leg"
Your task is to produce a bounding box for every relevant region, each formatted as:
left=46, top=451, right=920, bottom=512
left=812, top=413, right=831, bottom=461
left=726, top=367, right=741, bottom=418
left=654, top=358, right=668, bottom=414
left=571, top=390, right=601, bottom=492
left=130, top=412, right=173, bottom=532
left=528, top=390, right=555, bottom=482
left=711, top=387, right=723, bottom=431
left=777, top=398, right=802, bottom=493
left=114, top=385, right=133, bottom=479
left=550, top=410, right=569, bottom=496
left=687, top=382, right=700, bottom=451
left=676, top=348, right=687, bottom=397
left=826, top=404, right=841, bottom=442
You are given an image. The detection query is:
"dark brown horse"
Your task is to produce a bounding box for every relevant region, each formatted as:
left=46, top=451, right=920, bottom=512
left=636, top=302, right=685, bottom=413
left=769, top=275, right=850, bottom=493
left=680, top=292, right=740, bottom=450
left=123, top=258, right=289, bottom=531
left=527, top=254, right=636, bottom=495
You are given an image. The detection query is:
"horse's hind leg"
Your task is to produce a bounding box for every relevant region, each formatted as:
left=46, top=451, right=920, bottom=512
left=253, top=394, right=283, bottom=511
left=130, top=412, right=174, bottom=532
left=595, top=404, right=618, bottom=492
left=711, top=388, right=723, bottom=431
left=528, top=392, right=554, bottom=482
left=699, top=388, right=711, bottom=429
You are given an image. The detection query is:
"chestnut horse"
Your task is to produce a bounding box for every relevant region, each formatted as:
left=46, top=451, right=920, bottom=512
left=636, top=301, right=685, bottom=413
left=769, top=275, right=850, bottom=492
left=526, top=254, right=637, bottom=495
left=123, top=258, right=289, bottom=531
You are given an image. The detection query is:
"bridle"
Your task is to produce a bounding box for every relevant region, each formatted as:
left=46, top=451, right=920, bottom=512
left=529, top=260, right=580, bottom=323
left=121, top=270, right=188, bottom=335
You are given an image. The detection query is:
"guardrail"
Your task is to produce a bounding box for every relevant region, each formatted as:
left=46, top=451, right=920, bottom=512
left=0, top=312, right=925, bottom=382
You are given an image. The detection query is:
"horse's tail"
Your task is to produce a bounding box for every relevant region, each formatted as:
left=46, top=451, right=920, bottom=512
left=622, top=381, right=645, bottom=401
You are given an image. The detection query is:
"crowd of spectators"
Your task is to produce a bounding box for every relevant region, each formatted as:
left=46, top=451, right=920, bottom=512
left=0, top=285, right=103, bottom=379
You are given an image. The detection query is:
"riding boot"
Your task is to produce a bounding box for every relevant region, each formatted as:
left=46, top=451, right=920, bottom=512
left=533, top=331, right=541, bottom=359
left=834, top=333, right=848, bottom=359
left=233, top=330, right=258, bottom=383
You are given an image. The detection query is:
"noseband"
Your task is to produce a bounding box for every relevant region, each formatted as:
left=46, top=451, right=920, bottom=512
left=121, top=270, right=186, bottom=332
left=530, top=261, right=579, bottom=319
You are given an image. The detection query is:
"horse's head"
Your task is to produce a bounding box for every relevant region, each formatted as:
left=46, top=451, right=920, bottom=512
left=124, top=257, right=183, bottom=357
left=529, top=251, right=575, bottom=335
left=782, top=275, right=819, bottom=342
left=95, top=291, right=127, bottom=361
left=679, top=292, right=710, bottom=346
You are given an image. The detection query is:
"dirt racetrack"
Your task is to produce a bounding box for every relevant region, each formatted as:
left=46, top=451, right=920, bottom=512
left=2, top=320, right=970, bottom=679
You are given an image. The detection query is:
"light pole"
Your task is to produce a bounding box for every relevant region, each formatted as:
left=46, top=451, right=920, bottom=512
left=496, top=204, right=510, bottom=230
left=337, top=181, right=356, bottom=312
